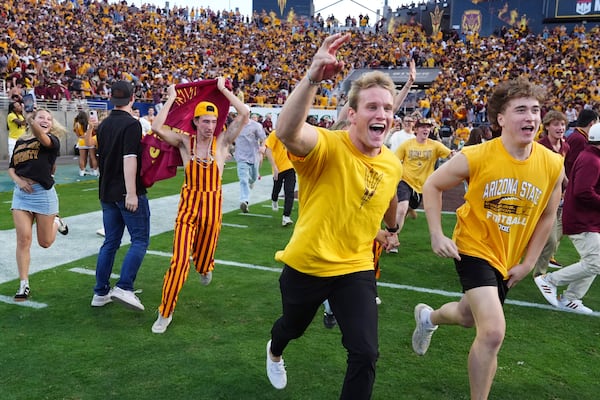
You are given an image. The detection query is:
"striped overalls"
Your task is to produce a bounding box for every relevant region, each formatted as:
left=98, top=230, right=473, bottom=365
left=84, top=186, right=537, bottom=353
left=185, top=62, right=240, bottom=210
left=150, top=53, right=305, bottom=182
left=158, top=139, right=222, bottom=317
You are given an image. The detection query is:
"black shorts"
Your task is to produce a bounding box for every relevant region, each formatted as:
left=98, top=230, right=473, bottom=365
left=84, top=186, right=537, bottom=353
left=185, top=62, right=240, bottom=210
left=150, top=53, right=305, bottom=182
left=454, top=254, right=509, bottom=304
left=396, top=180, right=422, bottom=209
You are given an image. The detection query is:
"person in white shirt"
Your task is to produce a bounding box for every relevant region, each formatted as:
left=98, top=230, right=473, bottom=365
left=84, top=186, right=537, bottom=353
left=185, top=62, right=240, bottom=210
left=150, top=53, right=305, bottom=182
left=388, top=115, right=417, bottom=152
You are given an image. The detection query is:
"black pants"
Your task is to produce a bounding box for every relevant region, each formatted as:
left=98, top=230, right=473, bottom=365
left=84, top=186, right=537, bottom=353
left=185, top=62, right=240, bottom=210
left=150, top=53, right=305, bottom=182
left=271, top=168, right=296, bottom=217
left=270, top=265, right=379, bottom=400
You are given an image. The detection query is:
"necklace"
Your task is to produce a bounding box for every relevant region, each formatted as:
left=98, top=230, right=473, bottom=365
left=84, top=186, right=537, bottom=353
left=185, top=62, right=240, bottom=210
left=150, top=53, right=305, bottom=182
left=193, top=136, right=215, bottom=168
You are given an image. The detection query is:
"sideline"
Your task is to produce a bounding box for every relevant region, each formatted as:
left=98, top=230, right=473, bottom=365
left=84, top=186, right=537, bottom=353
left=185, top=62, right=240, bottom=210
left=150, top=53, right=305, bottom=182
left=0, top=175, right=274, bottom=285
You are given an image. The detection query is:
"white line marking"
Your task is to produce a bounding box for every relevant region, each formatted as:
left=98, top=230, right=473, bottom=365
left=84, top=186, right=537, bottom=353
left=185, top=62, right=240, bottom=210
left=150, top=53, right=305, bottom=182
left=69, top=267, right=120, bottom=279
left=146, top=251, right=600, bottom=316
left=0, top=294, right=48, bottom=308
left=65, top=251, right=600, bottom=318
left=238, top=213, right=273, bottom=218
left=222, top=223, right=248, bottom=228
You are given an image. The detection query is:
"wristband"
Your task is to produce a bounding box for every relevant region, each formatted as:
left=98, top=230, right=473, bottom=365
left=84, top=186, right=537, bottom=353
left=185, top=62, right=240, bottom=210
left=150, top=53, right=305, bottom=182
left=385, top=224, right=399, bottom=233
left=306, top=72, right=322, bottom=86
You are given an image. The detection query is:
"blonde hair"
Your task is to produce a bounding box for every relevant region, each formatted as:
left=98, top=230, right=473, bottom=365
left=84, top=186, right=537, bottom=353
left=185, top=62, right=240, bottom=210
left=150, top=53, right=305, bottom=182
left=347, top=71, right=395, bottom=111
left=26, top=108, right=67, bottom=138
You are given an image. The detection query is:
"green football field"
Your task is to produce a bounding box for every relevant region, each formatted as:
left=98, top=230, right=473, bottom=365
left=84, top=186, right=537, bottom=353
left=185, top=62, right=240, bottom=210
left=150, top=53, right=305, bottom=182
left=0, top=162, right=598, bottom=400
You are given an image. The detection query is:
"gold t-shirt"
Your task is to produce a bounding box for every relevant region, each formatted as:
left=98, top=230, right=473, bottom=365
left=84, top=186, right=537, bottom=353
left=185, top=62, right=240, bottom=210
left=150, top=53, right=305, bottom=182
left=275, top=128, right=402, bottom=277
left=454, top=139, right=563, bottom=279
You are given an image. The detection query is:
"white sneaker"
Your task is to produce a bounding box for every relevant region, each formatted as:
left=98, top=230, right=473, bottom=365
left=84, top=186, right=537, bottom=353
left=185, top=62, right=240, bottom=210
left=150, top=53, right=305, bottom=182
left=79, top=169, right=86, bottom=177
left=96, top=228, right=105, bottom=237
left=152, top=313, right=173, bottom=333
left=266, top=340, right=287, bottom=389
left=557, top=296, right=594, bottom=315
left=412, top=303, right=438, bottom=356
left=534, top=275, right=559, bottom=307
left=272, top=201, right=279, bottom=211
left=375, top=296, right=382, bottom=305
left=91, top=169, right=99, bottom=177
left=200, top=271, right=212, bottom=286
left=388, top=247, right=399, bottom=254
left=110, top=286, right=145, bottom=311
left=282, top=216, right=293, bottom=226
left=91, top=292, right=113, bottom=307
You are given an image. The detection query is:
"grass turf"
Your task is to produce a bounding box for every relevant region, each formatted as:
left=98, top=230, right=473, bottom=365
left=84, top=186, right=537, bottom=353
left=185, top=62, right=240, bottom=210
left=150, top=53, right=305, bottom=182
left=0, top=162, right=598, bottom=399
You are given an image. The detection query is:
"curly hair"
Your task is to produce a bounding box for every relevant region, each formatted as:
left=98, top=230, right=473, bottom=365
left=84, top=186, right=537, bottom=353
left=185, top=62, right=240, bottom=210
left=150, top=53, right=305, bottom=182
left=487, top=77, right=546, bottom=135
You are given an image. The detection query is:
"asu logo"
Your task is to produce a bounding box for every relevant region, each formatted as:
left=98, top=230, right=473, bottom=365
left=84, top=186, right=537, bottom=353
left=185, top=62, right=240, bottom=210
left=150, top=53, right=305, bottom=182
left=576, top=0, right=592, bottom=15
left=278, top=0, right=287, bottom=15
left=149, top=146, right=161, bottom=163
left=462, top=10, right=482, bottom=33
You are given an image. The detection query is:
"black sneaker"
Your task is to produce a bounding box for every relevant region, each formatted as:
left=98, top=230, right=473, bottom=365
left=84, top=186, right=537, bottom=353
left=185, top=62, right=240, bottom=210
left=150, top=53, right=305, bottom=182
left=55, top=216, right=69, bottom=235
left=14, top=286, right=30, bottom=301
left=323, top=312, right=337, bottom=329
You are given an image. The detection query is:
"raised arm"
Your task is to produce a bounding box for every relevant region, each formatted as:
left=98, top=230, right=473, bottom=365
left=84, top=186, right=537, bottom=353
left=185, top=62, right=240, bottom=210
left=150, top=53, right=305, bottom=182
left=393, top=58, right=416, bottom=112
left=217, top=77, right=250, bottom=148
left=151, top=84, right=185, bottom=148
left=276, top=33, right=350, bottom=156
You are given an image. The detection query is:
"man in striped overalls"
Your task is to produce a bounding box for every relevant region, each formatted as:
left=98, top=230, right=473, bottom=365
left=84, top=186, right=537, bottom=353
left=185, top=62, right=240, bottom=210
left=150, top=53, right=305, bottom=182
left=149, top=77, right=249, bottom=333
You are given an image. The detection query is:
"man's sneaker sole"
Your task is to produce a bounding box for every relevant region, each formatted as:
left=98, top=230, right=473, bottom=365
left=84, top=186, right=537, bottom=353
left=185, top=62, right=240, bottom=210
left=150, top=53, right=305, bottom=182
left=412, top=303, right=437, bottom=356
left=14, top=286, right=30, bottom=302
left=534, top=275, right=559, bottom=306
left=110, top=287, right=145, bottom=311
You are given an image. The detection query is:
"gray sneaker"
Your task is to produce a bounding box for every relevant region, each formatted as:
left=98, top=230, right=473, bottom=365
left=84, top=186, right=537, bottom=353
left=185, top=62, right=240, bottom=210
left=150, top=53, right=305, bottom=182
left=110, top=286, right=144, bottom=311
left=200, top=271, right=213, bottom=286
left=412, top=303, right=438, bottom=356
left=152, top=313, right=173, bottom=334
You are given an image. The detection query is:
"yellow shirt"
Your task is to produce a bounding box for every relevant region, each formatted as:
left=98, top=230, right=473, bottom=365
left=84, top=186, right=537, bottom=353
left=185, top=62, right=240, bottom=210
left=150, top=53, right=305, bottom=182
left=395, top=138, right=451, bottom=193
left=454, top=139, right=562, bottom=279
left=275, top=128, right=402, bottom=277
left=7, top=112, right=26, bottom=140
left=264, top=131, right=293, bottom=173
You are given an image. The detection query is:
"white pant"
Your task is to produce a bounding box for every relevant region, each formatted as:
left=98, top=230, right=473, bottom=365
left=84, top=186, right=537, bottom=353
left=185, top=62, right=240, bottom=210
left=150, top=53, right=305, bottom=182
left=547, top=232, right=600, bottom=300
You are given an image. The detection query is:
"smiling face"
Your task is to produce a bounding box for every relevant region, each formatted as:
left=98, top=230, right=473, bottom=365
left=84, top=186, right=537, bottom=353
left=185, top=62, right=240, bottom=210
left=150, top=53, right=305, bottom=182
left=348, top=86, right=394, bottom=156
left=33, top=109, right=53, bottom=134
left=496, top=97, right=541, bottom=146
left=545, top=118, right=566, bottom=142
left=414, top=124, right=432, bottom=143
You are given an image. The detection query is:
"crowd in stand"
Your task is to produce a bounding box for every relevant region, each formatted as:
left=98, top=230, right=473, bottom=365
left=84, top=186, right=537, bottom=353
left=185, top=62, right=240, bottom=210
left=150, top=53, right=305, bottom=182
left=1, top=0, right=599, bottom=126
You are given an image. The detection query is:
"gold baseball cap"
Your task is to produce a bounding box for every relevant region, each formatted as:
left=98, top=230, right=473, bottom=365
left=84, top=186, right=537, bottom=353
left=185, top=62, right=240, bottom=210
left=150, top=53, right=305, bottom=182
left=194, top=101, right=218, bottom=118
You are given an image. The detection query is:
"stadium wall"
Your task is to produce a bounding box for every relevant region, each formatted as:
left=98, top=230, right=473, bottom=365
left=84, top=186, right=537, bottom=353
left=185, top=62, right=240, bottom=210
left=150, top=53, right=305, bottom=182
left=394, top=1, right=600, bottom=37
left=252, top=0, right=312, bottom=19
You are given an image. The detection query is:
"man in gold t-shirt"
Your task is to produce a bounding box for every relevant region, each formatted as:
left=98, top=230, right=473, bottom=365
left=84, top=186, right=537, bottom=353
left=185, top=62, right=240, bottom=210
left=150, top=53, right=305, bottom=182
left=265, top=33, right=402, bottom=399
left=412, top=78, right=564, bottom=400
left=394, top=118, right=453, bottom=238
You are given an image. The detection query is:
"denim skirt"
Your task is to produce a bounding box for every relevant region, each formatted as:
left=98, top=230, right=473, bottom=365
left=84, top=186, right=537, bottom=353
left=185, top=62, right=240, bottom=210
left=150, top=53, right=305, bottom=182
left=11, top=183, right=59, bottom=215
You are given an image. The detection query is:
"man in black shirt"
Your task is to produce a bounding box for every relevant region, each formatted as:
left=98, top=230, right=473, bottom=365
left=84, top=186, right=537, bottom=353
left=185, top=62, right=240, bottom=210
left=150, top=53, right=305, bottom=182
left=92, top=80, right=150, bottom=311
